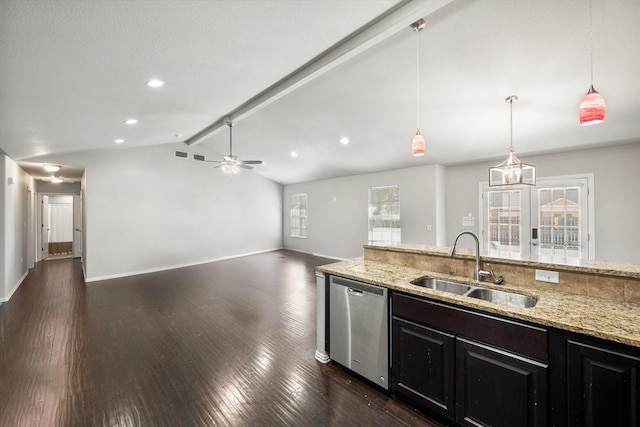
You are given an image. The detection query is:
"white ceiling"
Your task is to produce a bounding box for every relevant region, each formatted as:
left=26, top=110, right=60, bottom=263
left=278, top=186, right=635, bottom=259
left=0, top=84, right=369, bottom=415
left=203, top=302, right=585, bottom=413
left=2, top=0, right=639, bottom=185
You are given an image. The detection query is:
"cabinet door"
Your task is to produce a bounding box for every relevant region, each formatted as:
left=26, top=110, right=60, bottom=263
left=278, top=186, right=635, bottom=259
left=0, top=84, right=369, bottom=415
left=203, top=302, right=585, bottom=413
left=567, top=340, right=640, bottom=427
left=456, top=338, right=548, bottom=427
left=392, top=317, right=455, bottom=418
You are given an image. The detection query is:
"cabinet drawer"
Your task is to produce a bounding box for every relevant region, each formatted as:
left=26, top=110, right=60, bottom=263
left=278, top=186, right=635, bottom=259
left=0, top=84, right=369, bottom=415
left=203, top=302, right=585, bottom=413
left=393, top=292, right=547, bottom=361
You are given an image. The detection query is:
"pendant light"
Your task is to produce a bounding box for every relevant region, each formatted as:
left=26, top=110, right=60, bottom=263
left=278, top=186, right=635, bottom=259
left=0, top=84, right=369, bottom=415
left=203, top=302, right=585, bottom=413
left=410, top=19, right=425, bottom=156
left=579, top=0, right=606, bottom=125
left=489, top=96, right=536, bottom=186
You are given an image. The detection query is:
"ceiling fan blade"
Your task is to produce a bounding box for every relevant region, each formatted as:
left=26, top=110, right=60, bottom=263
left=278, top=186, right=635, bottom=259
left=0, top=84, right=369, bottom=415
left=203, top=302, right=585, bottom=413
left=204, top=159, right=223, bottom=163
left=238, top=164, right=253, bottom=170
left=241, top=160, right=263, bottom=165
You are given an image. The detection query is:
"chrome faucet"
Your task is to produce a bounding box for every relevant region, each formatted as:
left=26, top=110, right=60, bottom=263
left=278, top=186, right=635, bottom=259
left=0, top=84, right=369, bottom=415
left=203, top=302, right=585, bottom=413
left=448, top=231, right=492, bottom=282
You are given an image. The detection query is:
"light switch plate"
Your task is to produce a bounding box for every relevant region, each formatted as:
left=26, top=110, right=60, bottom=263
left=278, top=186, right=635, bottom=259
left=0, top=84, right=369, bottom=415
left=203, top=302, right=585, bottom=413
left=535, top=269, right=559, bottom=283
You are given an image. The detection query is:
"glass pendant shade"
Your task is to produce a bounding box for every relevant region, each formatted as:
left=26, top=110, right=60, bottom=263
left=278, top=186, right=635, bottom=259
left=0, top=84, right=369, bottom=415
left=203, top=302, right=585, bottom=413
left=412, top=131, right=425, bottom=156
left=489, top=150, right=536, bottom=186
left=579, top=84, right=606, bottom=125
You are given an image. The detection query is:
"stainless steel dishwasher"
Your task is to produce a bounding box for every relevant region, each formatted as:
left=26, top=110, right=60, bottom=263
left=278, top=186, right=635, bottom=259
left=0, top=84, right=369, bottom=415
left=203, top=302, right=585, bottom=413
left=329, top=275, right=389, bottom=389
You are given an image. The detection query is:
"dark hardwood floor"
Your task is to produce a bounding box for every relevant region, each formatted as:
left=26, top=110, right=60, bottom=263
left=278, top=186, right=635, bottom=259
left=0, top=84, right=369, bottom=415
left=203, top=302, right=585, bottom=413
left=0, top=250, right=444, bottom=427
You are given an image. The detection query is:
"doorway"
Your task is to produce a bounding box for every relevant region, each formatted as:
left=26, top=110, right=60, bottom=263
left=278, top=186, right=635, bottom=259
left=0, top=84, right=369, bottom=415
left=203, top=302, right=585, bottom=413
left=38, top=193, right=82, bottom=261
left=478, top=174, right=594, bottom=261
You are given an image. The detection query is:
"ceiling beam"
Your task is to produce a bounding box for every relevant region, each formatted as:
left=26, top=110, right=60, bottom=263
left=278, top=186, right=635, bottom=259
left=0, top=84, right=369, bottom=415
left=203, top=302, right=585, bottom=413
left=184, top=0, right=454, bottom=146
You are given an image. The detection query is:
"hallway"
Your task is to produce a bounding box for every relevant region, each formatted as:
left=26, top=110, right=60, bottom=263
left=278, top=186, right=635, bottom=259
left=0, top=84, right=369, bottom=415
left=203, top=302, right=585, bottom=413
left=0, top=251, right=441, bottom=427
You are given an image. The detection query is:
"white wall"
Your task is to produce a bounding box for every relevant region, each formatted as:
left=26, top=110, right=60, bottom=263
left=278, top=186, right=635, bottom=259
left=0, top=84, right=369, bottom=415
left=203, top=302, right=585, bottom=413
left=1, top=155, right=34, bottom=302
left=283, top=164, right=445, bottom=260
left=56, top=143, right=283, bottom=281
left=283, top=142, right=640, bottom=264
left=446, top=142, right=640, bottom=263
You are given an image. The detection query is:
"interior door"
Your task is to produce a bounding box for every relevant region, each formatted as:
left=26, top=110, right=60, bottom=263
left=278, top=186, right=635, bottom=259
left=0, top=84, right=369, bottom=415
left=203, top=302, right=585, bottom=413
left=73, top=194, right=82, bottom=258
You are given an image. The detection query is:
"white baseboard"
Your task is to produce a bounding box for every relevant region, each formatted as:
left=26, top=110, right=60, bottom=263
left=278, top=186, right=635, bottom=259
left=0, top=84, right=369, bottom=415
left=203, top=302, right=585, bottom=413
left=84, top=247, right=284, bottom=283
left=0, top=270, right=29, bottom=303
left=284, top=248, right=345, bottom=261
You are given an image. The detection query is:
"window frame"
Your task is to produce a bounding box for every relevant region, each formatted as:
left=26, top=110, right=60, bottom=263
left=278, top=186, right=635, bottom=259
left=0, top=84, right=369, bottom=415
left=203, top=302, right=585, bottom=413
left=368, top=185, right=401, bottom=244
left=289, top=193, right=308, bottom=239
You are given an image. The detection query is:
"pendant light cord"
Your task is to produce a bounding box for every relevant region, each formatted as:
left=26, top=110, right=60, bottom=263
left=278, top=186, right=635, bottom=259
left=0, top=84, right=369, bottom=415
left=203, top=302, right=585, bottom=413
left=415, top=24, right=420, bottom=130
left=509, top=99, right=513, bottom=152
left=588, top=0, right=594, bottom=85
left=506, top=95, right=517, bottom=152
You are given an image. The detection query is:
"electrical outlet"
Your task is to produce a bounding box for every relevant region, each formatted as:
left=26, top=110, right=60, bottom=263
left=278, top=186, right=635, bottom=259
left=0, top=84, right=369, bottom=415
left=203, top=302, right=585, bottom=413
left=535, top=269, right=559, bottom=283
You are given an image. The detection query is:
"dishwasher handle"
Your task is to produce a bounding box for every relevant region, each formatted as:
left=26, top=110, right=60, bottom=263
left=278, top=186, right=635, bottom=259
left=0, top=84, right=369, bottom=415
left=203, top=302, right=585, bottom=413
left=348, top=287, right=363, bottom=295
left=332, top=276, right=385, bottom=296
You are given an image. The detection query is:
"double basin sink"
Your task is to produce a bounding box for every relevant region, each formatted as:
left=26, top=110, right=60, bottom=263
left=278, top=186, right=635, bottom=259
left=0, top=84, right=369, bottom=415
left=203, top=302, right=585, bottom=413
left=411, top=277, right=537, bottom=308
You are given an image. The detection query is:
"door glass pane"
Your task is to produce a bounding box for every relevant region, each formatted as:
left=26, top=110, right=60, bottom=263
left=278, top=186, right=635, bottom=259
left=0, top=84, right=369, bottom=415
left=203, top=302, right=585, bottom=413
left=537, top=186, right=581, bottom=259
left=486, top=189, right=521, bottom=255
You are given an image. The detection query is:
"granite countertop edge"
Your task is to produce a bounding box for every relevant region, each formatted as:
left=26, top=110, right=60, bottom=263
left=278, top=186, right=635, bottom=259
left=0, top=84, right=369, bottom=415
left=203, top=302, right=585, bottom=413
left=317, top=257, right=640, bottom=349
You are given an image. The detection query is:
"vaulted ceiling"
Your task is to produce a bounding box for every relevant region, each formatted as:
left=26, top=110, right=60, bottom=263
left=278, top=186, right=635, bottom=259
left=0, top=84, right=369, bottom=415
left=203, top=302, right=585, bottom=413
left=2, top=0, right=639, bottom=185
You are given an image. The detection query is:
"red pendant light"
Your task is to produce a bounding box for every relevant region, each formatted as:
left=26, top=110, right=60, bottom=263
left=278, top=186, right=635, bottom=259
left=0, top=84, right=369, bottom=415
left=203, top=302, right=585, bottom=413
left=579, top=0, right=606, bottom=125
left=412, top=131, right=425, bottom=156
left=579, top=84, right=606, bottom=125
left=410, top=19, right=426, bottom=156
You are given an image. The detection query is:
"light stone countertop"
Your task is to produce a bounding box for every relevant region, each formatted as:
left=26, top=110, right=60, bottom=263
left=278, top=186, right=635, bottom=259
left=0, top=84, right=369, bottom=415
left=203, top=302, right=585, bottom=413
left=317, top=257, right=640, bottom=348
left=364, top=243, right=640, bottom=279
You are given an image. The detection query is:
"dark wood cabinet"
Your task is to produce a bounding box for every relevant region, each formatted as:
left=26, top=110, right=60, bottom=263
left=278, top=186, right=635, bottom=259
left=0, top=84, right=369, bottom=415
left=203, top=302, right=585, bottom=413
left=456, top=338, right=547, bottom=427
left=392, top=317, right=455, bottom=418
left=567, top=339, right=640, bottom=427
left=391, top=292, right=548, bottom=426
left=387, top=290, right=640, bottom=426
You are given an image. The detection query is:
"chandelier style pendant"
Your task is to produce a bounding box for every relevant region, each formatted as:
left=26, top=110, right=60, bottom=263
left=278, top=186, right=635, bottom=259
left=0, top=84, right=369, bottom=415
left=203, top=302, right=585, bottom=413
left=489, top=96, right=536, bottom=187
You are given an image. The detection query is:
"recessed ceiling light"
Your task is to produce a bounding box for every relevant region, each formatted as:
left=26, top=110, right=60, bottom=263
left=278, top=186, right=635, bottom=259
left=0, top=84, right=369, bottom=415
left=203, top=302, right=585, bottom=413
left=174, top=133, right=182, bottom=138
left=146, top=79, right=165, bottom=88
left=124, top=119, right=138, bottom=125
left=115, top=139, right=125, bottom=144
left=339, top=137, right=349, bottom=145
left=290, top=151, right=298, bottom=158
left=43, top=164, right=60, bottom=172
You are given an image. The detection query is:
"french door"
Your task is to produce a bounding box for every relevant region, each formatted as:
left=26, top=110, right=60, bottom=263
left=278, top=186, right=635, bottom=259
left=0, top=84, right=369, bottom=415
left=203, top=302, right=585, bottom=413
left=480, top=175, right=593, bottom=260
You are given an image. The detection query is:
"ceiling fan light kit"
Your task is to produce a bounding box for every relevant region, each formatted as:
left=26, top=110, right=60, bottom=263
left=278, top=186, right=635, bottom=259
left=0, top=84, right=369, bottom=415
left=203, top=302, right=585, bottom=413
left=207, top=120, right=263, bottom=175
left=489, top=95, right=536, bottom=187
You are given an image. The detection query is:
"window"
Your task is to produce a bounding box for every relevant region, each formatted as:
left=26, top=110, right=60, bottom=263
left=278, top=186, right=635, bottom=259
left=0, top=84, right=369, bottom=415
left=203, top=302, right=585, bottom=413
left=368, top=185, right=401, bottom=243
left=290, top=194, right=307, bottom=238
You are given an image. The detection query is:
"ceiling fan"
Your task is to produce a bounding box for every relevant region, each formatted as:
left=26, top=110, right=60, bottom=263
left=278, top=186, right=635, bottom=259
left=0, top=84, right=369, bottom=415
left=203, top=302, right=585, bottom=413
left=207, top=120, right=263, bottom=174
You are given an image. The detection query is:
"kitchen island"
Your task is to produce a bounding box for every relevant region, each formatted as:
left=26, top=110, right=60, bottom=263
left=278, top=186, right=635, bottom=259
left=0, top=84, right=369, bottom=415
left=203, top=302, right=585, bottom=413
left=316, top=243, right=640, bottom=426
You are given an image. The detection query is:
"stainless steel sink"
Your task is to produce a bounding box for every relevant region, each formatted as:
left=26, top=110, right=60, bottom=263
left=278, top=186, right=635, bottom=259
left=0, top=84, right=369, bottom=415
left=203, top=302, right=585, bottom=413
left=465, top=288, right=537, bottom=308
left=411, top=277, right=472, bottom=295
left=411, top=276, right=537, bottom=308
